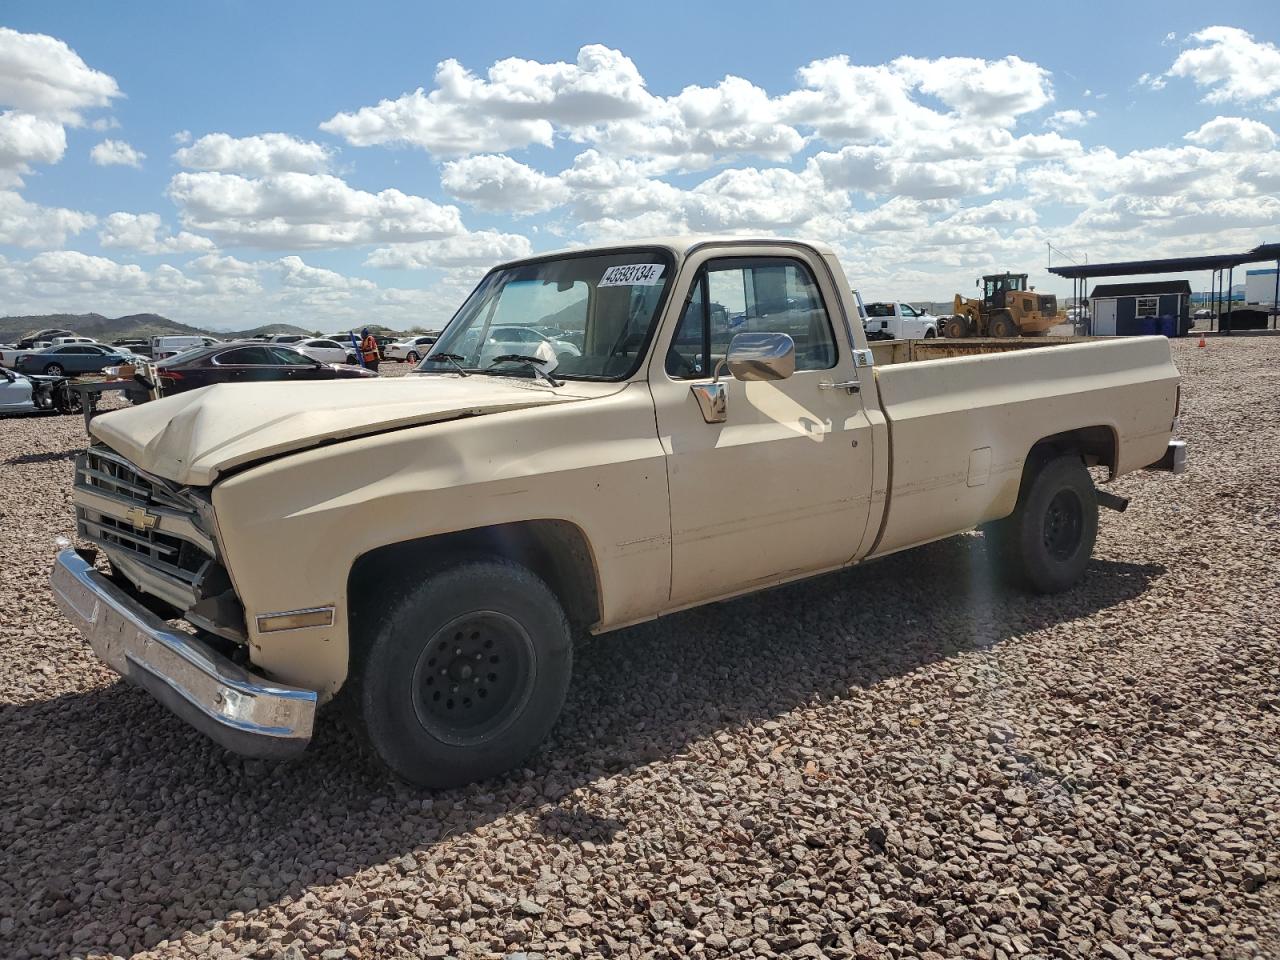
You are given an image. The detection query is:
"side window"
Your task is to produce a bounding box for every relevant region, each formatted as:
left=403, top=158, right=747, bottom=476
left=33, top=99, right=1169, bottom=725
left=666, top=259, right=837, bottom=378
left=269, top=347, right=316, bottom=365
left=217, top=346, right=275, bottom=365
left=900, top=303, right=917, bottom=317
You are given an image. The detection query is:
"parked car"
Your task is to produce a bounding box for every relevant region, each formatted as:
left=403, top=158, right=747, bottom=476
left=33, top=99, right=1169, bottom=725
left=267, top=334, right=308, bottom=345
left=113, top=338, right=153, bottom=356
left=1, top=343, right=53, bottom=368
left=50, top=336, right=98, bottom=347
left=436, top=324, right=582, bottom=372
left=16, top=328, right=74, bottom=348
left=386, top=335, right=439, bottom=362
left=295, top=338, right=357, bottom=365
left=150, top=335, right=214, bottom=359
left=155, top=342, right=376, bottom=395
left=15, top=343, right=141, bottom=377
left=863, top=302, right=939, bottom=340
left=0, top=367, right=80, bottom=415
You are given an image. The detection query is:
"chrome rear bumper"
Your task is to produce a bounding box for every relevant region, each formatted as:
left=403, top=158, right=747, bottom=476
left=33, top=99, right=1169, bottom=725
left=51, top=548, right=316, bottom=758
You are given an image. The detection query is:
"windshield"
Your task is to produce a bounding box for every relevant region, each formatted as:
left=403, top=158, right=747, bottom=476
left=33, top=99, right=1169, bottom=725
left=422, top=249, right=674, bottom=380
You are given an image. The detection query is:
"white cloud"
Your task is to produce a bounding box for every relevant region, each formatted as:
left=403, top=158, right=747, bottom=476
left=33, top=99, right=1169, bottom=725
left=0, top=27, right=120, bottom=119
left=321, top=44, right=650, bottom=156
left=172, top=129, right=192, bottom=145
left=1185, top=115, right=1278, bottom=152
left=0, top=111, right=66, bottom=185
left=174, top=132, right=332, bottom=175
left=90, top=116, right=120, bottom=131
left=891, top=55, right=1053, bottom=122
left=98, top=211, right=216, bottom=254
left=166, top=170, right=464, bottom=248
left=90, top=138, right=145, bottom=168
left=1159, top=26, right=1280, bottom=107
left=1045, top=109, right=1096, bottom=131
left=0, top=189, right=96, bottom=247
left=440, top=154, right=569, bottom=213
left=274, top=255, right=375, bottom=290
left=365, top=230, right=532, bottom=269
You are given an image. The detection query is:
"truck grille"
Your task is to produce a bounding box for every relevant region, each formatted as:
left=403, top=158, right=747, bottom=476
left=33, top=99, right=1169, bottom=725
left=74, top=446, right=217, bottom=601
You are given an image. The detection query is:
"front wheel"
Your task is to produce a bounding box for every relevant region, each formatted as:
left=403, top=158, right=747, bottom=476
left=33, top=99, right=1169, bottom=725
left=354, top=559, right=572, bottom=788
left=44, top=363, right=65, bottom=376
left=943, top=317, right=968, bottom=339
left=989, top=312, right=1017, bottom=338
left=406, top=351, right=420, bottom=363
left=924, top=327, right=937, bottom=339
left=985, top=453, right=1098, bottom=594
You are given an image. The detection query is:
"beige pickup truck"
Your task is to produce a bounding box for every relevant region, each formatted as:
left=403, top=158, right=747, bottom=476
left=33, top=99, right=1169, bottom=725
left=52, top=238, right=1186, bottom=787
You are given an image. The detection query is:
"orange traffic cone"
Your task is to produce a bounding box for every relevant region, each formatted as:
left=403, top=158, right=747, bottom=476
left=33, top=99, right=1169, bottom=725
left=1198, top=333, right=1206, bottom=348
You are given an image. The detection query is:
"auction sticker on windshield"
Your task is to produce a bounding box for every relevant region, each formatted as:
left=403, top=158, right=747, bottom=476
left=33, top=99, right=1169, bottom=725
left=599, top=264, right=665, bottom=286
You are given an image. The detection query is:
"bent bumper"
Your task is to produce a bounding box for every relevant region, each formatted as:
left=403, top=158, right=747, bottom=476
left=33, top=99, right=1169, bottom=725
left=50, top=548, right=316, bottom=758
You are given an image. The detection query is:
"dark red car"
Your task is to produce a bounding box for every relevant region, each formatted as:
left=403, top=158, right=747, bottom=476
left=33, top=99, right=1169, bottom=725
left=156, top=342, right=376, bottom=395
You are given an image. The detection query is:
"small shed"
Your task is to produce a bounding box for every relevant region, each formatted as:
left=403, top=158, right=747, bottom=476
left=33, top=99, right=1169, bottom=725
left=1089, top=280, right=1192, bottom=337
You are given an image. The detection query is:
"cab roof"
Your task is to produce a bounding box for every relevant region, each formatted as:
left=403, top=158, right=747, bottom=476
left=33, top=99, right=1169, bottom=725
left=494, top=236, right=837, bottom=270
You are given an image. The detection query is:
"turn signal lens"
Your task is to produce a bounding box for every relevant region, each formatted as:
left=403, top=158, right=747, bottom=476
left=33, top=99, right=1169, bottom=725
left=255, top=606, right=335, bottom=633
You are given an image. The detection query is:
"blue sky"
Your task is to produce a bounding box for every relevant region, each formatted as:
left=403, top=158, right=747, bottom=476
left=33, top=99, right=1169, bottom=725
left=1, top=1, right=1277, bottom=329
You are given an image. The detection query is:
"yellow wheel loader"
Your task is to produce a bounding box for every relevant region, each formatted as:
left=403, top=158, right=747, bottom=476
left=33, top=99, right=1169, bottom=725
left=946, top=272, right=1065, bottom=338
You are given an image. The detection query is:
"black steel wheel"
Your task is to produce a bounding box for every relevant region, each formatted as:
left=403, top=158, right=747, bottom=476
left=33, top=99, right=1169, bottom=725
left=985, top=452, right=1098, bottom=594
left=1042, top=488, right=1084, bottom=561
left=353, top=558, right=572, bottom=788
left=410, top=611, right=535, bottom=746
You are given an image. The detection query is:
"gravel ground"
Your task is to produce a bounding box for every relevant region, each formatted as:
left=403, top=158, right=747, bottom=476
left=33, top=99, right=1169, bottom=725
left=1, top=342, right=1277, bottom=960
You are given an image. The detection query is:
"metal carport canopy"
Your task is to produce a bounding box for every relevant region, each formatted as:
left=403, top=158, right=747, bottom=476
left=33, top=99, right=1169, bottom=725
left=1045, top=243, right=1280, bottom=279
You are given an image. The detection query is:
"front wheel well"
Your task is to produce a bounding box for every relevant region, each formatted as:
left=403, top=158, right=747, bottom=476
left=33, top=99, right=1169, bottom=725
left=347, top=520, right=602, bottom=652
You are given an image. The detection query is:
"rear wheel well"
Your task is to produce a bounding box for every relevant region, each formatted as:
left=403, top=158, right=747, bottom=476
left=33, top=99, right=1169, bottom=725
left=347, top=520, right=601, bottom=654
left=1025, top=426, right=1118, bottom=482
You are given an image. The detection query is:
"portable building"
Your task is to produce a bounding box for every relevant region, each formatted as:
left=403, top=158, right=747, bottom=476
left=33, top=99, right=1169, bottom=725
left=1088, top=281, right=1192, bottom=337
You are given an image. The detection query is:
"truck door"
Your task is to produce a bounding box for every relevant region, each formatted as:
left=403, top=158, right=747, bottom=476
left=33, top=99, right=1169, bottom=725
left=649, top=247, right=877, bottom=606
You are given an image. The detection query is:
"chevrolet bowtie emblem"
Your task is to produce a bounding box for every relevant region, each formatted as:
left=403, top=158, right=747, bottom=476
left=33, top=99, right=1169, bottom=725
left=124, top=506, right=158, bottom=532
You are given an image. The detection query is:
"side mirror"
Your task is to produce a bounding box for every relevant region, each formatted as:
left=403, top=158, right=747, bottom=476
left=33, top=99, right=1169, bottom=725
left=721, top=332, right=795, bottom=382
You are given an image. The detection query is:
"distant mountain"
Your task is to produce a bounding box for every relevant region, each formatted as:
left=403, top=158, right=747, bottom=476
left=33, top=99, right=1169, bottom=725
left=0, top=312, right=320, bottom=344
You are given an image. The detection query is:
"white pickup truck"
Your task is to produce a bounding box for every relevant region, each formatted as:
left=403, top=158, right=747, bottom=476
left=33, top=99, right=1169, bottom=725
left=51, top=237, right=1185, bottom=787
left=862, top=301, right=939, bottom=340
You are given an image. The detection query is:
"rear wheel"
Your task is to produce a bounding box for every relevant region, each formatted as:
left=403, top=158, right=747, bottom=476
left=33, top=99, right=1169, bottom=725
left=989, top=312, right=1017, bottom=338
left=353, top=559, right=572, bottom=788
left=943, top=316, right=969, bottom=339
left=985, top=453, right=1098, bottom=594
left=406, top=351, right=420, bottom=363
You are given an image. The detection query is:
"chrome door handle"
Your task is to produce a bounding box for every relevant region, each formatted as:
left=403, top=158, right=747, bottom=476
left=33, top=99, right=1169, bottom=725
left=819, top=379, right=861, bottom=393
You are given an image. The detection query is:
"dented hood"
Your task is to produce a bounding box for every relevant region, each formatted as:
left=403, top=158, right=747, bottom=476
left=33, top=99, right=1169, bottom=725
left=89, top=375, right=592, bottom=486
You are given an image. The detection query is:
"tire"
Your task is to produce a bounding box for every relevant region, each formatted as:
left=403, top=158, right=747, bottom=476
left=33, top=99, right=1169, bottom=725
left=406, top=351, right=419, bottom=363
left=924, top=327, right=937, bottom=339
left=986, top=453, right=1098, bottom=594
left=943, top=317, right=968, bottom=339
left=989, top=313, right=1017, bottom=338
left=354, top=559, right=573, bottom=788
left=44, top=363, right=65, bottom=376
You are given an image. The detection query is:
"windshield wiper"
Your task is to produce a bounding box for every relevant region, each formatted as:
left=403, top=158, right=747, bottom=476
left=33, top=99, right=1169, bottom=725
left=421, top=352, right=470, bottom=376
left=486, top=354, right=562, bottom=387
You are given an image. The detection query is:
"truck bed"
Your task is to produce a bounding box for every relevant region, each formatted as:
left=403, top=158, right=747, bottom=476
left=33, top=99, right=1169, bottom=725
left=863, top=335, right=1179, bottom=559
left=868, top=335, right=1095, bottom=366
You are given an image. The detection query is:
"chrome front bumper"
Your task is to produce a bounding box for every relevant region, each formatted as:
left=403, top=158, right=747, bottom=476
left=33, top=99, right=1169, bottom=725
left=51, top=548, right=316, bottom=758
